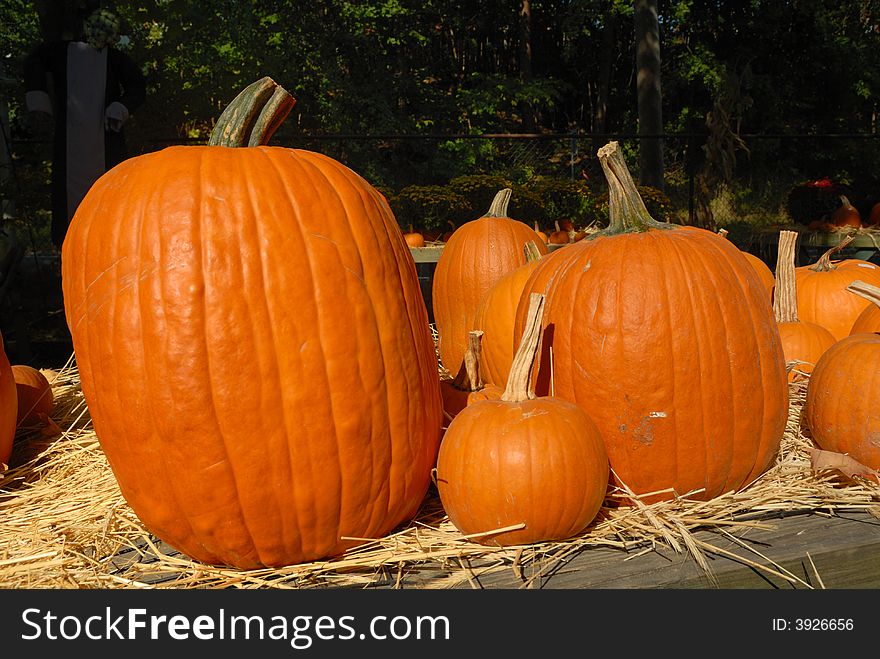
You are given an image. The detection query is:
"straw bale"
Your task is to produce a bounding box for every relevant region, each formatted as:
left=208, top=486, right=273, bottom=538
left=1, top=349, right=877, bottom=590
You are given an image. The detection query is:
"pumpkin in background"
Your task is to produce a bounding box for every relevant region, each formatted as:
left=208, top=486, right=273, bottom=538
left=548, top=221, right=570, bottom=245
left=718, top=228, right=775, bottom=302
left=794, top=235, right=880, bottom=340
left=403, top=224, right=425, bottom=248
left=830, top=195, right=861, bottom=229
left=11, top=364, right=54, bottom=426
left=436, top=293, right=609, bottom=547
left=867, top=202, right=880, bottom=227
left=772, top=230, right=837, bottom=381
left=60, top=78, right=443, bottom=569
left=512, top=141, right=788, bottom=503
left=804, top=281, right=880, bottom=469
left=474, top=240, right=543, bottom=386
left=0, top=333, right=16, bottom=468
left=431, top=188, right=548, bottom=375
left=533, top=221, right=548, bottom=245
left=440, top=330, right=485, bottom=420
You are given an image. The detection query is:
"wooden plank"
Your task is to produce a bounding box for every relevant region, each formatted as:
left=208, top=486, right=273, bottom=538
left=436, top=511, right=880, bottom=590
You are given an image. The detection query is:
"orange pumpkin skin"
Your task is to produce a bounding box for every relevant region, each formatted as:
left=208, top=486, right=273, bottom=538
left=11, top=365, right=54, bottom=425
left=742, top=252, right=775, bottom=301
left=515, top=226, right=788, bottom=502
left=431, top=197, right=548, bottom=375
left=436, top=396, right=609, bottom=546
left=776, top=321, right=837, bottom=381
left=804, top=333, right=880, bottom=469
left=851, top=302, right=880, bottom=334
left=474, top=257, right=543, bottom=386
left=831, top=196, right=861, bottom=228
left=0, top=334, right=16, bottom=467
left=795, top=259, right=880, bottom=340
left=61, top=145, right=443, bottom=569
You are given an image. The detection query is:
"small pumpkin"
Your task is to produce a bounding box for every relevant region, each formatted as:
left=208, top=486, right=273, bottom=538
left=11, top=364, right=55, bottom=427
left=431, top=188, right=548, bottom=375
left=804, top=282, right=880, bottom=469
left=794, top=235, right=880, bottom=340
left=0, top=333, right=16, bottom=468
left=439, top=329, right=485, bottom=420
left=403, top=224, right=426, bottom=248
left=548, top=220, right=570, bottom=245
left=435, top=292, right=609, bottom=547
left=830, top=195, right=861, bottom=229
left=533, top=221, right=548, bottom=245
left=867, top=202, right=880, bottom=227
left=772, top=230, right=837, bottom=381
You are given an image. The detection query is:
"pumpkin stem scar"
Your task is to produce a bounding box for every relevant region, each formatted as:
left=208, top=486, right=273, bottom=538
left=809, top=234, right=854, bottom=272
left=208, top=76, right=296, bottom=148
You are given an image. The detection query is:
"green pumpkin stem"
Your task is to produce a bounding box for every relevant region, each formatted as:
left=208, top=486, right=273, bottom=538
left=484, top=188, right=513, bottom=218
left=501, top=292, right=545, bottom=402
left=810, top=234, right=855, bottom=272
left=208, top=76, right=296, bottom=147
left=595, top=141, right=668, bottom=236
left=773, top=230, right=800, bottom=324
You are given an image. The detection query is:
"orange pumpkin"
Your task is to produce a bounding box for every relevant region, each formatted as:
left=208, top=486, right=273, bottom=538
left=431, top=188, right=548, bottom=375
left=795, top=235, right=880, bottom=340
left=867, top=202, right=880, bottom=227
left=772, top=230, right=837, bottom=381
left=830, top=195, right=861, bottom=229
left=0, top=333, right=16, bottom=468
left=439, top=330, right=485, bottom=420
left=804, top=285, right=880, bottom=469
left=11, top=364, right=54, bottom=426
left=473, top=240, right=543, bottom=386
left=403, top=224, right=426, bottom=248
left=717, top=228, right=775, bottom=302
left=850, top=280, right=880, bottom=334
left=548, top=220, right=570, bottom=245
left=533, top=221, right=548, bottom=245
left=60, top=78, right=443, bottom=569
left=436, top=293, right=609, bottom=547
left=512, top=141, right=788, bottom=503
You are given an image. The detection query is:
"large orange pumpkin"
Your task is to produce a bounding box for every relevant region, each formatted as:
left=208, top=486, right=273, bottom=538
left=512, top=142, right=788, bottom=503
left=473, top=240, right=544, bottom=386
left=804, top=285, right=880, bottom=469
left=431, top=189, right=548, bottom=376
left=436, top=293, right=609, bottom=547
left=60, top=78, right=443, bottom=569
left=772, top=230, right=837, bottom=381
left=794, top=235, right=880, bottom=340
left=0, top=333, right=16, bottom=468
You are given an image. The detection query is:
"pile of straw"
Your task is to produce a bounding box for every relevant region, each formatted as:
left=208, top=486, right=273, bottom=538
left=1, top=351, right=878, bottom=590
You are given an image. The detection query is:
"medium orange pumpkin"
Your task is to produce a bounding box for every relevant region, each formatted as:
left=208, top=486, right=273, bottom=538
left=436, top=293, right=609, bottom=547
left=772, top=230, right=837, bottom=381
left=804, top=284, right=880, bottom=469
left=473, top=240, right=543, bottom=386
left=850, top=280, right=880, bottom=334
left=0, top=333, right=16, bottom=468
left=60, top=78, right=443, bottom=569
left=512, top=141, right=788, bottom=503
left=794, top=235, right=880, bottom=340
left=11, top=364, right=54, bottom=426
left=431, top=188, right=548, bottom=375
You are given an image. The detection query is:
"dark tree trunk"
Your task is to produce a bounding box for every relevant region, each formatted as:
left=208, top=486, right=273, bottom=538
left=595, top=6, right=617, bottom=135
left=635, top=0, right=664, bottom=190
left=519, top=0, right=535, bottom=133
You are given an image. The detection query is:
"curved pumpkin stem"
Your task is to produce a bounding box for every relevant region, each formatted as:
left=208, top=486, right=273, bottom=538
left=484, top=188, right=512, bottom=218
left=773, top=230, right=800, bottom=324
left=451, top=330, right=484, bottom=392
left=208, top=76, right=296, bottom=147
left=810, top=234, right=855, bottom=272
left=595, top=141, right=669, bottom=236
left=501, top=292, right=545, bottom=402
left=847, top=280, right=880, bottom=310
